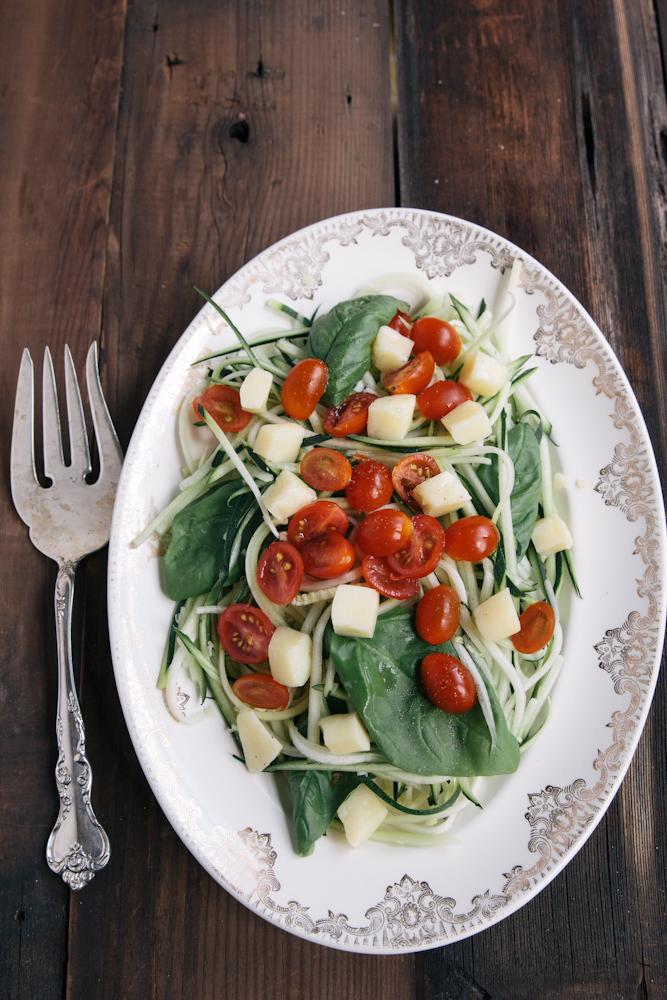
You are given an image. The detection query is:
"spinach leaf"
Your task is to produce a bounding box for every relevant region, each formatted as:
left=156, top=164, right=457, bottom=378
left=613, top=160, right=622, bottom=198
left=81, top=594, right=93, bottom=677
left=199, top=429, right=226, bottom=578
left=287, top=770, right=360, bottom=856
left=477, top=422, right=542, bottom=559
left=327, top=608, right=519, bottom=777
left=307, top=295, right=408, bottom=405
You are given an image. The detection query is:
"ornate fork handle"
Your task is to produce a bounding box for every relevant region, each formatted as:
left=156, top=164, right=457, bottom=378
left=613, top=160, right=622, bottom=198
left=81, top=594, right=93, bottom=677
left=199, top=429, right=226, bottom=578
left=46, top=561, right=110, bottom=889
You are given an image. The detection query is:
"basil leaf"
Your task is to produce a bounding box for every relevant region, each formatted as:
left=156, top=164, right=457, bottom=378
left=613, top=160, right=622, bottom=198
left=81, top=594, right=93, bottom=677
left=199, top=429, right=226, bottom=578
left=477, top=422, right=542, bottom=559
left=287, top=770, right=360, bottom=856
left=327, top=608, right=519, bottom=777
left=307, top=295, right=408, bottom=405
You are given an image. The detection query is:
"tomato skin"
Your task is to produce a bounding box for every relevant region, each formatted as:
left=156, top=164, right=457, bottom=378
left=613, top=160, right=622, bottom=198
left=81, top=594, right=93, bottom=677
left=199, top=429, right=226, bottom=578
left=299, top=448, right=352, bottom=491
left=300, top=532, right=355, bottom=578
left=391, top=454, right=441, bottom=513
left=218, top=604, right=275, bottom=664
left=410, top=317, right=462, bottom=366
left=383, top=351, right=435, bottom=395
left=415, top=586, right=461, bottom=644
left=387, top=515, right=446, bottom=579
left=362, top=555, right=421, bottom=599
left=444, top=516, right=500, bottom=562
left=511, top=601, right=556, bottom=654
left=232, top=674, right=290, bottom=710
left=346, top=460, right=394, bottom=513
left=323, top=392, right=378, bottom=438
left=388, top=310, right=413, bottom=336
left=281, top=358, right=328, bottom=419
left=287, top=501, right=349, bottom=548
left=193, top=384, right=251, bottom=433
left=421, top=653, right=478, bottom=714
left=257, top=541, right=304, bottom=605
left=356, top=509, right=414, bottom=557
left=417, top=380, right=473, bottom=420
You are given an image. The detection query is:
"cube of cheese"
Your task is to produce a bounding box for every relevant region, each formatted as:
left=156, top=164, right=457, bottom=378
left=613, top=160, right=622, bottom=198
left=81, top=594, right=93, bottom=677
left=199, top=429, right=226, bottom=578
left=268, top=625, right=313, bottom=687
left=371, top=325, right=413, bottom=372
left=254, top=423, right=305, bottom=464
left=237, top=710, right=282, bottom=774
left=459, top=351, right=509, bottom=396
left=337, top=784, right=388, bottom=847
left=366, top=394, right=416, bottom=440
left=411, top=470, right=471, bottom=518
left=531, top=514, right=573, bottom=557
left=320, top=712, right=371, bottom=754
left=262, top=470, right=317, bottom=521
left=441, top=400, right=492, bottom=445
left=331, top=584, right=380, bottom=638
left=473, top=588, right=521, bottom=641
left=240, top=367, right=273, bottom=413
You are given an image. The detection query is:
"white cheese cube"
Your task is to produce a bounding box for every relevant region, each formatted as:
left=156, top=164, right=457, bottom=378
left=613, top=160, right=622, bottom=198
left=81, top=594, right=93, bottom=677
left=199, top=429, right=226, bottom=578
left=337, top=784, right=388, bottom=847
left=459, top=351, right=509, bottom=396
left=268, top=625, right=313, bottom=687
left=236, top=710, right=282, bottom=774
left=254, top=422, right=305, bottom=464
left=262, top=470, right=317, bottom=521
left=366, top=394, right=416, bottom=441
left=473, top=588, right=521, bottom=641
left=240, top=367, right=273, bottom=413
left=441, top=400, right=492, bottom=445
left=320, top=712, right=371, bottom=754
left=371, top=325, right=413, bottom=372
left=331, top=584, right=380, bottom=638
left=531, top=514, right=573, bottom=557
left=411, top=470, right=471, bottom=518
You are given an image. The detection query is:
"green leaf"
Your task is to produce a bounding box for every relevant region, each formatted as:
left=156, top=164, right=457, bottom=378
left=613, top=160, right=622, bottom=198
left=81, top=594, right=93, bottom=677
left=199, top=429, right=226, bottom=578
left=477, top=422, right=542, bottom=560
left=287, top=770, right=360, bottom=856
left=327, top=608, right=519, bottom=777
left=307, top=295, right=408, bottom=405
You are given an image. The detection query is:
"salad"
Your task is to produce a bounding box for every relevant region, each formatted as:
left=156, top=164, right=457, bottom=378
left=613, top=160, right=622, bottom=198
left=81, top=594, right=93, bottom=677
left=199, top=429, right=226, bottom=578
left=133, top=269, right=577, bottom=856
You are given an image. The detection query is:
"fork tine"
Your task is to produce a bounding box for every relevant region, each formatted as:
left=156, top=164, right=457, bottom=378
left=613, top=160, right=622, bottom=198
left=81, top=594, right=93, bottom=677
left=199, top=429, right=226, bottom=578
left=64, top=345, right=91, bottom=478
left=10, top=349, right=38, bottom=517
left=42, top=346, right=64, bottom=477
left=85, top=343, right=123, bottom=478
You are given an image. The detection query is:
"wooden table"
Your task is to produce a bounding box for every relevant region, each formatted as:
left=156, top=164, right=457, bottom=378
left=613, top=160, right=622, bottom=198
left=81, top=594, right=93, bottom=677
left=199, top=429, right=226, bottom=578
left=2, top=2, right=666, bottom=997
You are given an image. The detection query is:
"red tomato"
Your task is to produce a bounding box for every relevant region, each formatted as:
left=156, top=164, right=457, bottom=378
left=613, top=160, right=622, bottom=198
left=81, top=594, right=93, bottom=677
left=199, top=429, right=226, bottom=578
left=323, top=392, right=377, bottom=438
left=444, top=516, right=500, bottom=562
left=218, top=604, right=275, bottom=664
left=383, top=352, right=435, bottom=395
left=417, top=380, right=473, bottom=420
left=511, top=601, right=556, bottom=654
left=387, top=515, right=446, bottom=579
left=281, top=358, right=328, bottom=420
left=410, top=317, right=462, bottom=366
left=356, top=509, right=414, bottom=557
left=346, top=459, right=394, bottom=512
left=388, top=310, right=413, bottom=336
left=300, top=448, right=352, bottom=491
left=421, top=653, right=478, bottom=714
left=391, top=454, right=440, bottom=513
left=287, top=501, right=349, bottom=548
left=257, top=541, right=304, bottom=605
left=300, top=532, right=355, bottom=578
left=415, top=586, right=461, bottom=644
left=362, top=555, right=421, bottom=599
left=192, top=384, right=251, bottom=433
left=232, top=673, right=290, bottom=710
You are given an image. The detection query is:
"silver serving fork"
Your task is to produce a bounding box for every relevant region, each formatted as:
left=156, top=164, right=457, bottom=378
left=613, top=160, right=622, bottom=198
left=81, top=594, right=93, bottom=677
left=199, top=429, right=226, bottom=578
left=11, top=344, right=122, bottom=889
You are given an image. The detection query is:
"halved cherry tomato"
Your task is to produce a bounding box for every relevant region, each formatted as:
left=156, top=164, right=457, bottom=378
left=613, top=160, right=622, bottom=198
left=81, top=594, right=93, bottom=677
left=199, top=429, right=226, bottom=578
left=356, top=509, right=414, bottom=557
left=383, top=351, right=435, bottom=395
left=444, top=516, right=500, bottom=562
left=421, top=653, right=478, bottom=714
left=387, top=515, right=446, bottom=579
left=281, top=358, right=328, bottom=420
left=300, top=532, right=355, bottom=578
left=287, top=501, right=348, bottom=548
left=346, top=459, right=394, bottom=512
left=257, top=541, right=304, bottom=605
left=417, top=380, right=473, bottom=420
left=232, top=673, right=290, bottom=710
left=511, top=601, right=556, bottom=654
left=391, top=454, right=440, bottom=513
left=362, top=555, right=421, bottom=599
left=388, top=310, right=413, bottom=336
left=192, top=384, right=251, bottom=432
left=410, top=317, right=462, bottom=366
left=415, top=585, right=460, bottom=644
left=323, top=392, right=377, bottom=438
left=300, top=448, right=352, bottom=491
left=218, top=604, right=274, bottom=664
